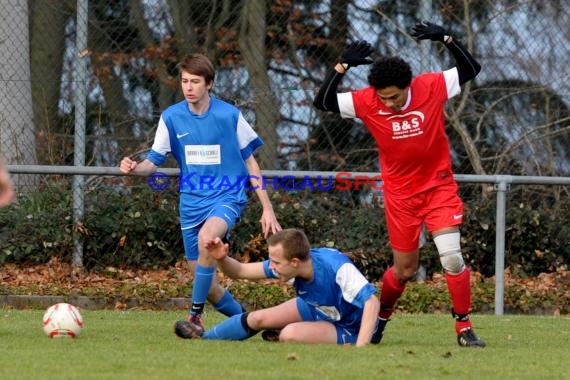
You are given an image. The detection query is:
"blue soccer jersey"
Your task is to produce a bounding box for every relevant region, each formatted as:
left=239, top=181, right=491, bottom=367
left=263, top=248, right=377, bottom=331
left=146, top=97, right=263, bottom=228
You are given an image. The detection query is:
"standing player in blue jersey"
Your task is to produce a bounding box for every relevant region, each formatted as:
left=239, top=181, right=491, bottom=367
left=175, top=229, right=380, bottom=347
left=119, top=53, right=281, bottom=333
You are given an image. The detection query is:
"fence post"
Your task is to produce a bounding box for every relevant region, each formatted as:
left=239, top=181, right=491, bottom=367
left=494, top=177, right=510, bottom=316
left=72, top=0, right=89, bottom=268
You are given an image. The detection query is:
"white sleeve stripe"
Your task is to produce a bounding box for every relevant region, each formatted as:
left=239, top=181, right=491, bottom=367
left=151, top=116, right=171, bottom=155
left=336, top=263, right=369, bottom=303
left=236, top=112, right=259, bottom=150
left=444, top=68, right=461, bottom=99
left=337, top=92, right=356, bottom=119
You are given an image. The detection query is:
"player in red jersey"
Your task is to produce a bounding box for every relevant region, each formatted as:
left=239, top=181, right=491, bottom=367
left=313, top=21, right=485, bottom=347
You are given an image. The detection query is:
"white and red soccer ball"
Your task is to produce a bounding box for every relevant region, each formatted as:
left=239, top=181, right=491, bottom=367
left=42, top=303, right=84, bottom=338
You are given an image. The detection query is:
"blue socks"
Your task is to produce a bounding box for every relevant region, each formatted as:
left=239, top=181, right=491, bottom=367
left=191, top=266, right=243, bottom=317
left=191, top=264, right=216, bottom=314
left=202, top=313, right=258, bottom=341
left=213, top=290, right=245, bottom=317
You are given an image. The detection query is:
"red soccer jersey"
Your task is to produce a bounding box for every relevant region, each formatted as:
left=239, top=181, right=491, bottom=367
left=338, top=69, right=461, bottom=198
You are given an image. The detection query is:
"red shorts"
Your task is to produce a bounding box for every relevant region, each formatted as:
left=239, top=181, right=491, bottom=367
left=384, top=182, right=463, bottom=251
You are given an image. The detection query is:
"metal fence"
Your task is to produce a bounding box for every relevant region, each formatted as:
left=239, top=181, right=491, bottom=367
left=7, top=165, right=570, bottom=315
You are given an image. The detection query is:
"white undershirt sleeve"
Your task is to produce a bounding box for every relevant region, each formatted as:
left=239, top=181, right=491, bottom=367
left=150, top=116, right=171, bottom=155
left=236, top=112, right=259, bottom=150
left=337, top=92, right=357, bottom=119
left=443, top=68, right=461, bottom=99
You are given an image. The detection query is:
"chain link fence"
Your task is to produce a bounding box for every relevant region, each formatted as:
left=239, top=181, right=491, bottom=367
left=0, top=0, right=568, bottom=174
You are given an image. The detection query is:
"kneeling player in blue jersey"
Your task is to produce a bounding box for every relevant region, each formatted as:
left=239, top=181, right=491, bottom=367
left=175, top=229, right=380, bottom=347
left=119, top=53, right=281, bottom=334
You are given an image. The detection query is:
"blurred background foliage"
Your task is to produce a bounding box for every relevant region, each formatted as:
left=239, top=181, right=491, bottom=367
left=0, top=180, right=567, bottom=280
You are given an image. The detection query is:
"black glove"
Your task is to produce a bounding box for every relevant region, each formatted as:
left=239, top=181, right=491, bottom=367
left=411, top=21, right=447, bottom=42
left=341, top=40, right=374, bottom=69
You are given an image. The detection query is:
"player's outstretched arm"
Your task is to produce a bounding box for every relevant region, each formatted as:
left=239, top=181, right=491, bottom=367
left=119, top=157, right=158, bottom=176
left=205, top=237, right=269, bottom=280
left=411, top=21, right=481, bottom=85
left=355, top=295, right=380, bottom=347
left=313, top=40, right=374, bottom=113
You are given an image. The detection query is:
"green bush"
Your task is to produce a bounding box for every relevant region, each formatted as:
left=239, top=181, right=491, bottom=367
left=461, top=192, right=569, bottom=277
left=81, top=185, right=183, bottom=269
left=0, top=181, right=74, bottom=264
left=0, top=179, right=183, bottom=270
left=0, top=182, right=568, bottom=278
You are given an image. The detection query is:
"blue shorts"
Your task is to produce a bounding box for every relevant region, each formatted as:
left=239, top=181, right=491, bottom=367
left=296, top=297, right=359, bottom=345
left=181, top=203, right=242, bottom=261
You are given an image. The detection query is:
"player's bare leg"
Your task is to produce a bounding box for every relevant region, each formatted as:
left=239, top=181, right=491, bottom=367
left=175, top=217, right=245, bottom=339
left=279, top=321, right=338, bottom=344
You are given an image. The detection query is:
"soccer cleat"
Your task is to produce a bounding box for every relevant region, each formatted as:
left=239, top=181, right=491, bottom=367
left=370, top=317, right=389, bottom=344
left=174, top=314, right=204, bottom=339
left=457, top=328, right=486, bottom=348
left=261, top=329, right=280, bottom=342
left=174, top=320, right=204, bottom=339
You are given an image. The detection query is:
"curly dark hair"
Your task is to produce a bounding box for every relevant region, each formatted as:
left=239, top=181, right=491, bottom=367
left=367, top=56, right=413, bottom=90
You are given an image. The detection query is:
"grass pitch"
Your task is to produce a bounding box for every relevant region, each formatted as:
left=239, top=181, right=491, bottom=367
left=0, top=308, right=568, bottom=380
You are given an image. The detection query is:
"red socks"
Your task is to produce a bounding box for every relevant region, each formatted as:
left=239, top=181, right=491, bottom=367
left=381, top=266, right=474, bottom=334
left=446, top=268, right=473, bottom=333
left=379, top=266, right=406, bottom=320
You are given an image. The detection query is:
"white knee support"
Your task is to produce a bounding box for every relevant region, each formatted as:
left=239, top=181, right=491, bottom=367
left=433, top=231, right=465, bottom=274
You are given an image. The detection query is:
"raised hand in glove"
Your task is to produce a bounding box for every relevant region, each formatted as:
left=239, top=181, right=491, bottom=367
left=411, top=21, right=448, bottom=42
left=341, top=40, right=374, bottom=69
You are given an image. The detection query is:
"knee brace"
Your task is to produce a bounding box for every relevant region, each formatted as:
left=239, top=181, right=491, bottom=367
left=433, top=232, right=465, bottom=274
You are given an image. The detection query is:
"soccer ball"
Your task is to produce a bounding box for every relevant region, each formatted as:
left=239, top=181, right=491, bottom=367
left=42, top=303, right=84, bottom=338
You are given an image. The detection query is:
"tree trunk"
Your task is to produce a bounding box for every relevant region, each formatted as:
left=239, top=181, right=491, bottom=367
left=238, top=0, right=279, bottom=169
left=88, top=3, right=135, bottom=157
left=128, top=0, right=177, bottom=112
left=29, top=0, right=69, bottom=164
